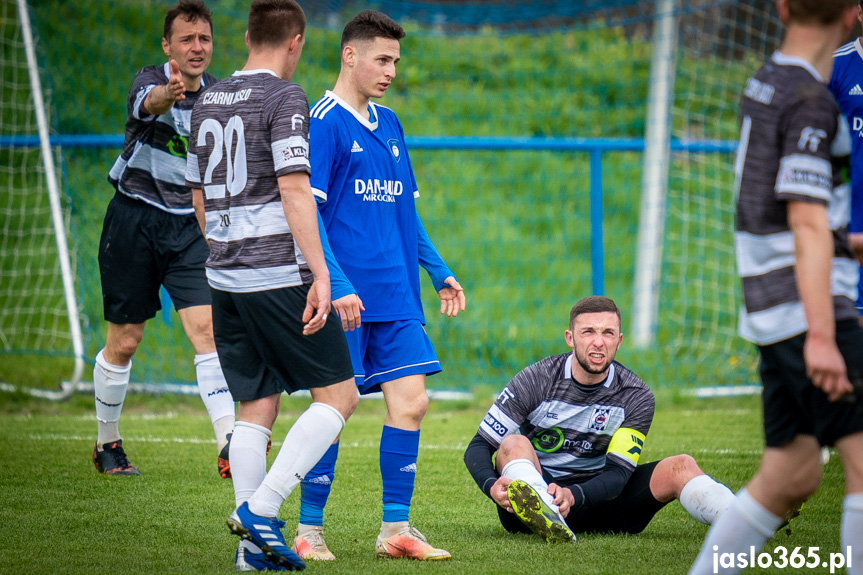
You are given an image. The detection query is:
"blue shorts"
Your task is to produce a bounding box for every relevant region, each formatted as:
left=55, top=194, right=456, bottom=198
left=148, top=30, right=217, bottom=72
left=345, top=319, right=441, bottom=394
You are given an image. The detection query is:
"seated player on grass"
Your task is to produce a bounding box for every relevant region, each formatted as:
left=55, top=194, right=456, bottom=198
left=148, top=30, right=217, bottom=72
left=464, top=296, right=736, bottom=542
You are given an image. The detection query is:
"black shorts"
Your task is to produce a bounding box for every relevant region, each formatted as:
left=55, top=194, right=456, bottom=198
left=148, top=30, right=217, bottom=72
left=498, top=461, right=668, bottom=535
left=98, top=192, right=210, bottom=324
left=211, top=285, right=354, bottom=400
left=759, top=319, right=863, bottom=448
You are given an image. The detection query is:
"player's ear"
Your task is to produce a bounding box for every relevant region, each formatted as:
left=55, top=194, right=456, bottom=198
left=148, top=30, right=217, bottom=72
left=564, top=329, right=574, bottom=348
left=162, top=36, right=171, bottom=57
left=775, top=0, right=790, bottom=25
left=289, top=33, right=303, bottom=54
left=342, top=45, right=355, bottom=67
left=244, top=30, right=250, bottom=50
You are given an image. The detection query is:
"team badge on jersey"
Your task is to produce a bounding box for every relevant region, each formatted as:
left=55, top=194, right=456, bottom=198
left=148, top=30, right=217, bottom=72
left=387, top=138, right=401, bottom=163
left=588, top=407, right=610, bottom=431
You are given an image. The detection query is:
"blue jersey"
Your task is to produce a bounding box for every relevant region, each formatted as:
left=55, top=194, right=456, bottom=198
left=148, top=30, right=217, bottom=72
left=310, top=90, right=452, bottom=322
left=830, top=40, right=863, bottom=312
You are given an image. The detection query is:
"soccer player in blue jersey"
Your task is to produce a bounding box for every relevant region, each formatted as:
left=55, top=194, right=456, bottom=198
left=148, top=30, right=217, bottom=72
left=291, top=10, right=465, bottom=562
left=830, top=0, right=863, bottom=324
left=92, top=0, right=236, bottom=477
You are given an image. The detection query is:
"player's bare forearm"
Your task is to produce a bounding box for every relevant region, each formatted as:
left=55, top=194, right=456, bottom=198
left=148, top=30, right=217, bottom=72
left=142, top=60, right=185, bottom=116
left=788, top=200, right=851, bottom=400
left=278, top=173, right=330, bottom=283
left=278, top=172, right=331, bottom=334
left=789, top=201, right=835, bottom=340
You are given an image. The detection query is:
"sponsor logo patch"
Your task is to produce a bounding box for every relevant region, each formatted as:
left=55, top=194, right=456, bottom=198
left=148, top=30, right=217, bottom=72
left=483, top=413, right=508, bottom=437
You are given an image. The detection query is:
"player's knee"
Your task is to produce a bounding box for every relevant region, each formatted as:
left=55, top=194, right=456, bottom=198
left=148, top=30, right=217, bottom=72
left=109, top=333, right=142, bottom=362
left=671, top=454, right=702, bottom=477
left=400, top=390, right=429, bottom=423
left=341, top=391, right=359, bottom=420
left=498, top=435, right=533, bottom=460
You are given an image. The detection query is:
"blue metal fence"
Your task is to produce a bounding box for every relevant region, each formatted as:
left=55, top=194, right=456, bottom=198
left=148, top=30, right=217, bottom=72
left=1, top=134, right=736, bottom=297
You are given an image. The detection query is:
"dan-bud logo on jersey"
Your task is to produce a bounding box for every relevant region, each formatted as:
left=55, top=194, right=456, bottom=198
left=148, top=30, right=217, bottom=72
left=355, top=178, right=403, bottom=203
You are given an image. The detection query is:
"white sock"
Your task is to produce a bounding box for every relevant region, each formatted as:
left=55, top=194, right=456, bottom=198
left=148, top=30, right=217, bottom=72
left=679, top=474, right=736, bottom=525
left=94, top=349, right=131, bottom=446
left=248, top=402, right=345, bottom=518
left=230, top=420, right=271, bottom=554
left=689, top=488, right=783, bottom=575
left=194, top=352, right=235, bottom=449
left=843, top=493, right=863, bottom=575
left=500, top=458, right=561, bottom=515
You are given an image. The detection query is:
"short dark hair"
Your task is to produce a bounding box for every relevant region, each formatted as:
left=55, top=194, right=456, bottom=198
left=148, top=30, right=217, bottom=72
left=787, top=0, right=856, bottom=24
left=248, top=0, right=306, bottom=49
left=569, top=296, right=621, bottom=330
left=164, top=0, right=213, bottom=40
left=341, top=10, right=405, bottom=49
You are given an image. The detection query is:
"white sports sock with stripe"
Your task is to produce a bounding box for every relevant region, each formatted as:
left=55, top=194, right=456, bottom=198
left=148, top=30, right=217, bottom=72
left=248, top=402, right=345, bottom=518
left=194, top=352, right=235, bottom=450
left=94, top=349, right=131, bottom=447
left=230, top=420, right=271, bottom=554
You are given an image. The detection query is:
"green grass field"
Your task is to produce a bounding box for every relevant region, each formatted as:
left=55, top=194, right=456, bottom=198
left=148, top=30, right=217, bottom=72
left=0, top=390, right=850, bottom=574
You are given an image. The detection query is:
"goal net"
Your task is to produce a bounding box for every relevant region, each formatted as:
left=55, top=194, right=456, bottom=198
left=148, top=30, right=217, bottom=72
left=0, top=0, right=82, bottom=389
left=9, top=0, right=797, bottom=391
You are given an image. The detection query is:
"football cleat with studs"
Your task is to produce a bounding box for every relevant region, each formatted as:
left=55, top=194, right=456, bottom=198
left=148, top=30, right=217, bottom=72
left=227, top=502, right=305, bottom=571
left=507, top=480, right=576, bottom=543
left=292, top=526, right=336, bottom=561
left=375, top=523, right=451, bottom=560
left=92, top=439, right=139, bottom=476
left=235, top=545, right=287, bottom=572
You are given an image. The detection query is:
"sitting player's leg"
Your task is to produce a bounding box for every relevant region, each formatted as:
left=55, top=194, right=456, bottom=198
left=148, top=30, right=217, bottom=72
left=650, top=454, right=736, bottom=524
left=496, top=435, right=575, bottom=543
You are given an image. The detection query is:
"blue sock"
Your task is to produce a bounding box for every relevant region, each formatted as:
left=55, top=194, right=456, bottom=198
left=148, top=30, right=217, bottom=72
left=298, top=442, right=339, bottom=526
left=380, top=426, right=420, bottom=523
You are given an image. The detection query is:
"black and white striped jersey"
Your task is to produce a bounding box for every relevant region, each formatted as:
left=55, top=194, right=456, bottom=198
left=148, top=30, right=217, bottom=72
left=186, top=69, right=313, bottom=293
left=108, top=63, right=217, bottom=214
left=477, top=353, right=654, bottom=484
left=735, top=52, right=857, bottom=345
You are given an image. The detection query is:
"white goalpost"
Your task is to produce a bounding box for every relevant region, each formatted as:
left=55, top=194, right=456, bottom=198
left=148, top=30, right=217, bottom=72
left=0, top=0, right=84, bottom=397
